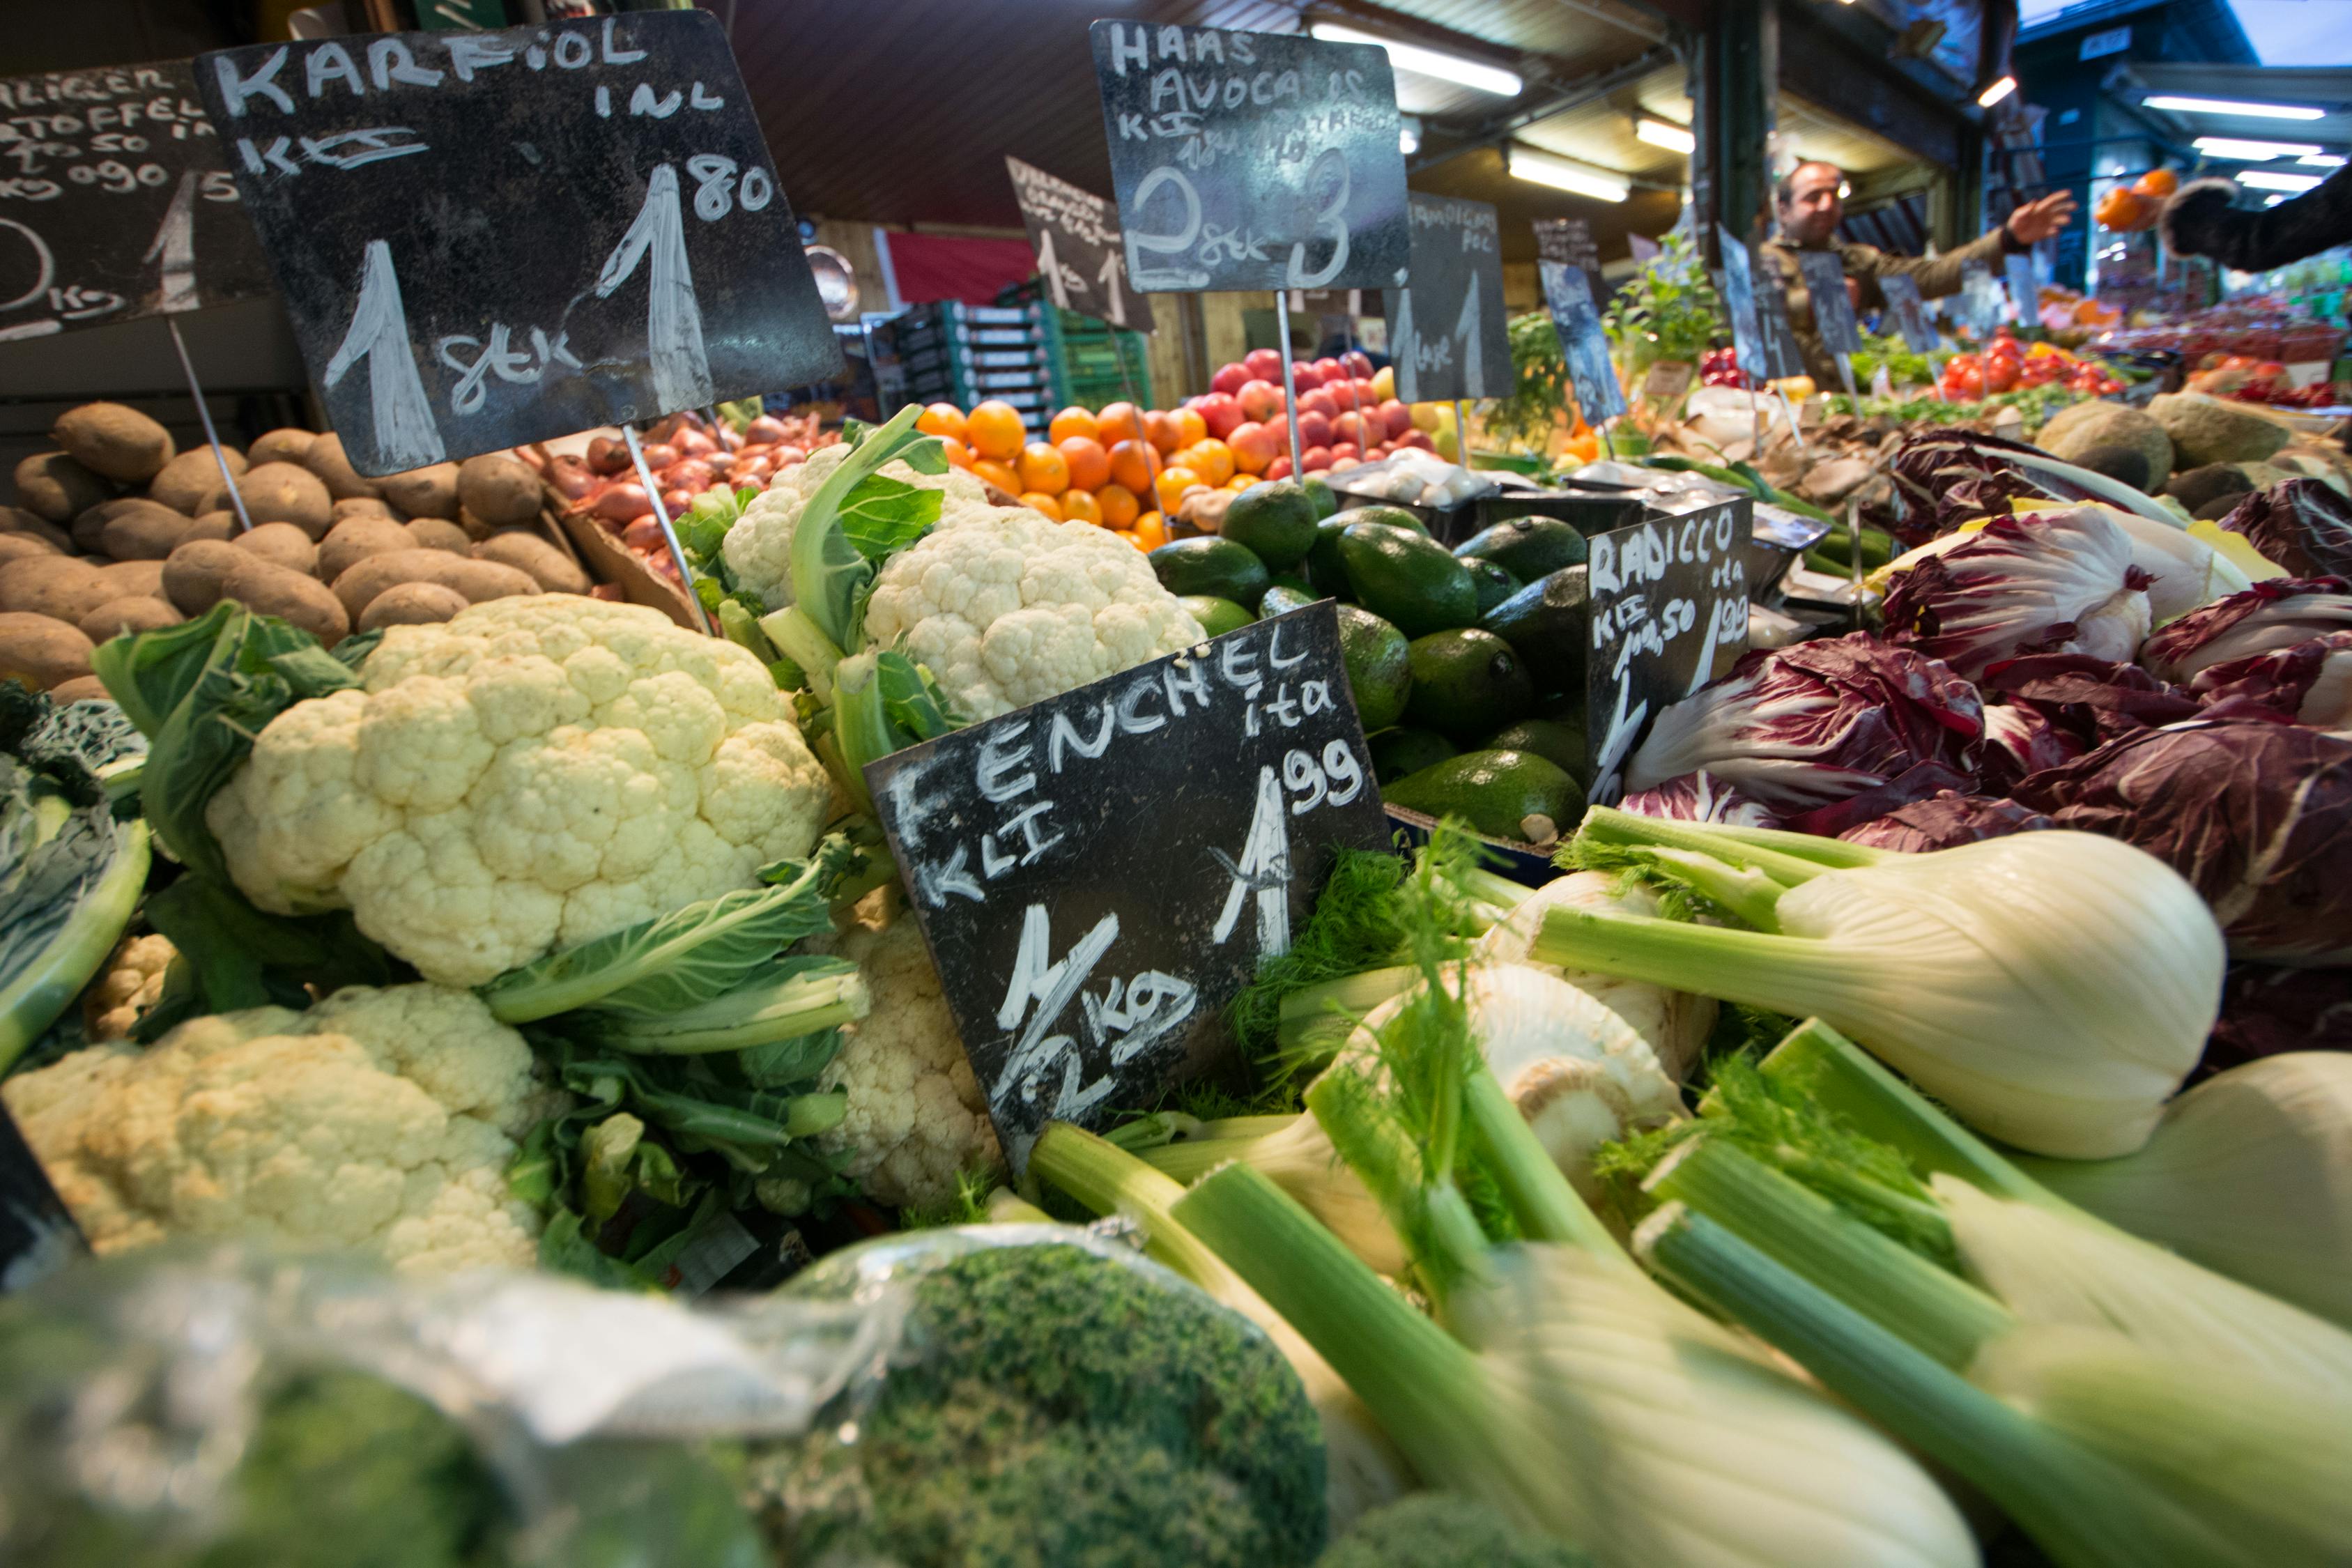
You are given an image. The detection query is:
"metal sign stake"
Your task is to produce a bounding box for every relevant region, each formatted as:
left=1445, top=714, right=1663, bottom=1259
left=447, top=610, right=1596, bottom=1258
left=165, top=315, right=253, bottom=534
left=623, top=423, right=716, bottom=636
left=1453, top=398, right=1471, bottom=467
left=1274, top=291, right=1305, bottom=479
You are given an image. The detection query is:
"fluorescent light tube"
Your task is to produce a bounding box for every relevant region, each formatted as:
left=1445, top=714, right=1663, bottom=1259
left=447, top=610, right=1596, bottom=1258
left=1309, top=23, right=1522, bottom=98
left=1635, top=117, right=1695, bottom=154
left=1399, top=116, right=1421, bottom=155
left=2144, top=95, right=2325, bottom=120
left=2300, top=154, right=2347, bottom=168
left=1977, top=75, right=2018, bottom=108
left=1505, top=146, right=1629, bottom=203
left=2238, top=170, right=2323, bottom=193
left=2193, top=136, right=2323, bottom=160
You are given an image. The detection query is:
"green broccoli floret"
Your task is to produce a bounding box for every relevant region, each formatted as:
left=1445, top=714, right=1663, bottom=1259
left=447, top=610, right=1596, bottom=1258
left=752, top=1240, right=1328, bottom=1568
left=1314, top=1493, right=1593, bottom=1568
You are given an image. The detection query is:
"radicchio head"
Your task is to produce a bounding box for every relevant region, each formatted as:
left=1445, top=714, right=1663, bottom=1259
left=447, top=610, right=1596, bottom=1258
left=1838, top=792, right=2058, bottom=854
left=2189, top=631, right=2352, bottom=734
left=1619, top=770, right=1783, bottom=828
left=2138, top=577, right=2352, bottom=684
left=2218, top=479, right=2352, bottom=580
left=1880, top=509, right=2153, bottom=681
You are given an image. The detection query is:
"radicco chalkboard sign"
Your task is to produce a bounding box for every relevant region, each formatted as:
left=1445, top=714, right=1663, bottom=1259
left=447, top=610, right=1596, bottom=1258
left=195, top=13, right=841, bottom=477
left=1381, top=194, right=1509, bottom=403
left=866, top=603, right=1389, bottom=1166
left=1006, top=155, right=1154, bottom=335
left=0, top=60, right=274, bottom=339
left=1586, top=502, right=1752, bottom=804
left=1089, top=22, right=1410, bottom=295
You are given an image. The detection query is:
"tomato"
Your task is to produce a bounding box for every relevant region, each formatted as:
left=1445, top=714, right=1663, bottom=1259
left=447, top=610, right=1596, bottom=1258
left=1985, top=360, right=2020, bottom=393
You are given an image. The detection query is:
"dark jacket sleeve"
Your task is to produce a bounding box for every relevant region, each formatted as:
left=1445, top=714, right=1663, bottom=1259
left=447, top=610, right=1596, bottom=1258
left=2162, top=167, right=2352, bottom=274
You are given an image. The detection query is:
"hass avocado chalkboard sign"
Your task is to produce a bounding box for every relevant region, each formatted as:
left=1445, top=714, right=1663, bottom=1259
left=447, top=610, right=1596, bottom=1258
left=1381, top=193, right=1509, bottom=403
left=863, top=602, right=1389, bottom=1168
left=195, top=11, right=840, bottom=477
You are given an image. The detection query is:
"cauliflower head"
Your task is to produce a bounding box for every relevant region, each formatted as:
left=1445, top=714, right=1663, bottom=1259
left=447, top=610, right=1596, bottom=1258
left=206, top=595, right=831, bottom=986
left=813, top=912, right=1001, bottom=1210
left=83, top=932, right=176, bottom=1042
left=862, top=501, right=1208, bottom=721
left=723, top=443, right=988, bottom=611
left=3, top=983, right=556, bottom=1273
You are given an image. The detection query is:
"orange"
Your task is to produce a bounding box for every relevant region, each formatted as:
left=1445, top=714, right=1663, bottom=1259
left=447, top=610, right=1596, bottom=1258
left=1059, top=436, right=1111, bottom=493
left=1097, top=401, right=1144, bottom=447
left=1228, top=475, right=1257, bottom=491
left=1183, top=439, right=1235, bottom=486
left=938, top=436, right=974, bottom=470
left=1133, top=511, right=1169, bottom=550
left=1143, top=410, right=1182, bottom=455
left=1171, top=407, right=1208, bottom=447
left=916, top=402, right=968, bottom=442
left=971, top=457, right=1022, bottom=496
left=967, top=399, right=1027, bottom=461
left=1017, top=491, right=1063, bottom=521
left=1107, top=439, right=1158, bottom=495
left=1018, top=441, right=1070, bottom=495
left=1048, top=406, right=1101, bottom=445
left=1154, top=465, right=1201, bottom=514
left=1060, top=489, right=1102, bottom=525
left=2132, top=167, right=2178, bottom=198
left=1096, top=482, right=1141, bottom=530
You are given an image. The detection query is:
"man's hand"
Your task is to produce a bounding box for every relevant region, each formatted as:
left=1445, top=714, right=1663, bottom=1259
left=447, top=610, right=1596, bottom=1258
left=2007, top=190, right=2078, bottom=245
left=1845, top=277, right=1863, bottom=311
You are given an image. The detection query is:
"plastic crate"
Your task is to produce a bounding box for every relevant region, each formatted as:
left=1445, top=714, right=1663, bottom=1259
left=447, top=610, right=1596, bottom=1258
left=996, top=279, right=1152, bottom=411
left=876, top=298, right=1061, bottom=424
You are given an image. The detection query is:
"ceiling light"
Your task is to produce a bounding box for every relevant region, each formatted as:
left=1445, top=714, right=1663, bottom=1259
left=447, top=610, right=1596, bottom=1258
left=1505, top=145, right=1629, bottom=203
left=1838, top=180, right=1852, bottom=199
left=2193, top=136, right=2323, bottom=160
left=1635, top=116, right=1694, bottom=154
left=2265, top=194, right=2287, bottom=206
left=1309, top=22, right=1523, bottom=98
left=1976, top=74, right=2018, bottom=108
left=2302, top=153, right=2348, bottom=168
left=1399, top=116, right=1421, bottom=156
left=2144, top=95, right=2326, bottom=121
left=2238, top=169, right=2323, bottom=193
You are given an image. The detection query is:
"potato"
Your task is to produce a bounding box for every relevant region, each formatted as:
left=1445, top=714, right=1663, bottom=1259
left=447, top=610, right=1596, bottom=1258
left=222, top=461, right=332, bottom=539
left=221, top=558, right=349, bottom=645
left=233, top=521, right=321, bottom=577
left=47, top=675, right=109, bottom=704
left=14, top=452, right=109, bottom=523
left=53, top=403, right=174, bottom=485
left=0, top=535, right=59, bottom=567
left=72, top=498, right=134, bottom=553
left=97, top=560, right=167, bottom=600
left=379, top=461, right=459, bottom=520
left=473, top=531, right=590, bottom=594
left=187, top=511, right=237, bottom=545
left=318, top=517, right=413, bottom=583
left=247, top=427, right=316, bottom=467
left=1, top=506, right=74, bottom=551
left=331, top=496, right=401, bottom=526
left=0, top=612, right=95, bottom=690
left=457, top=454, right=541, bottom=528
left=0, top=556, right=114, bottom=623
left=101, top=499, right=206, bottom=561
left=358, top=581, right=470, bottom=631
left=332, top=550, right=537, bottom=620
left=163, top=539, right=247, bottom=615
left=302, top=431, right=381, bottom=502
left=78, top=596, right=182, bottom=643
left=148, top=445, right=245, bottom=515
left=406, top=516, right=471, bottom=554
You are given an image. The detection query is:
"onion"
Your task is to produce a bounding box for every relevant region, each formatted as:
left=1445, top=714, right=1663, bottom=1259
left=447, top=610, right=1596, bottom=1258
left=661, top=489, right=694, bottom=516
left=637, top=442, right=679, bottom=471
left=546, top=456, right=597, bottom=501
left=772, top=445, right=808, bottom=468
left=586, top=435, right=631, bottom=475
left=622, top=515, right=666, bottom=551
left=673, top=426, right=718, bottom=458
left=659, top=459, right=714, bottom=492
left=745, top=415, right=790, bottom=446
left=732, top=456, right=774, bottom=485
left=592, top=483, right=652, bottom=523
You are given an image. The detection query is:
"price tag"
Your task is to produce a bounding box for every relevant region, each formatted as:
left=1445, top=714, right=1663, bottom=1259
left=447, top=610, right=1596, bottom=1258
left=0, top=59, right=274, bottom=340
left=1585, top=502, right=1751, bottom=804
left=1004, top=155, right=1154, bottom=334
left=1088, top=22, right=1410, bottom=295
left=0, top=1106, right=84, bottom=1293
left=2004, top=252, right=2039, bottom=327
left=1880, top=271, right=1938, bottom=354
left=863, top=603, right=1388, bottom=1168
left=1538, top=259, right=1627, bottom=424
left=1379, top=194, right=1508, bottom=403
left=195, top=12, right=841, bottom=477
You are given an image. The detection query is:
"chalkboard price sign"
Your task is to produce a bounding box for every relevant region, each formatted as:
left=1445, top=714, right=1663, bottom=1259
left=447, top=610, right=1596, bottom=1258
left=196, top=12, right=841, bottom=477
left=1880, top=271, right=1938, bottom=355
left=1537, top=259, right=1627, bottom=424
left=1089, top=22, right=1410, bottom=295
left=2004, top=253, right=2038, bottom=328
left=865, top=602, right=1390, bottom=1167
left=0, top=60, right=275, bottom=341
left=1381, top=193, right=1509, bottom=403
left=1958, top=260, right=2002, bottom=339
left=1005, top=155, right=1154, bottom=334
left=0, top=1106, right=83, bottom=1293
left=1748, top=260, right=1804, bottom=382
left=1585, top=500, right=1751, bottom=804
left=1794, top=248, right=1862, bottom=396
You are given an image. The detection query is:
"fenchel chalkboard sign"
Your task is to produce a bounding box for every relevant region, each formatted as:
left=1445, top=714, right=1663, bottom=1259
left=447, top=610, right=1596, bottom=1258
left=865, top=602, right=1390, bottom=1168
left=1006, top=155, right=1155, bottom=335
left=1381, top=193, right=1509, bottom=403
left=0, top=59, right=275, bottom=340
left=194, top=12, right=841, bottom=477
left=1089, top=21, right=1410, bottom=295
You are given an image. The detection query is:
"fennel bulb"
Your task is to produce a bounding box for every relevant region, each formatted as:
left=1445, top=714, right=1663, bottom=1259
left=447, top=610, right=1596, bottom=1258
left=2013, top=1052, right=2352, bottom=1327
left=1474, top=872, right=1716, bottom=1082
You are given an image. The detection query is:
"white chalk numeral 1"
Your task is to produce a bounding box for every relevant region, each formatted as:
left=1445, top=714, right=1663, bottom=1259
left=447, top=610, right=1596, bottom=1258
left=1390, top=288, right=1417, bottom=403
left=1212, top=765, right=1293, bottom=961
left=1036, top=227, right=1070, bottom=310
left=1096, top=248, right=1126, bottom=327
left=594, top=164, right=712, bottom=415
left=323, top=239, right=446, bottom=472
left=1454, top=271, right=1482, bottom=394
left=144, top=170, right=199, bottom=314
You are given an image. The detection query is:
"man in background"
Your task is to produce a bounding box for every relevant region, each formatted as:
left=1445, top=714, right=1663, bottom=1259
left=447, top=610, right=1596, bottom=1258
left=1762, top=160, right=2077, bottom=385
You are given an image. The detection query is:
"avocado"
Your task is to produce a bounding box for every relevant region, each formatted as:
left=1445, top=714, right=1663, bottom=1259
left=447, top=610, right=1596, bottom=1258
left=1181, top=594, right=1255, bottom=637
left=1221, top=480, right=1320, bottom=569
left=1454, top=516, right=1588, bottom=580
left=1151, top=536, right=1270, bottom=607
left=1305, top=518, right=1353, bottom=599
left=1369, top=726, right=1457, bottom=783
left=1486, top=718, right=1588, bottom=785
left=1382, top=749, right=1585, bottom=845
left=1302, top=475, right=1340, bottom=520
left=1404, top=628, right=1534, bottom=740
left=1341, top=502, right=1430, bottom=537
left=1337, top=523, right=1478, bottom=638
left=1462, top=557, right=1521, bottom=616
left=1260, top=581, right=1318, bottom=619
left=1480, top=567, right=1590, bottom=695
left=1336, top=604, right=1412, bottom=731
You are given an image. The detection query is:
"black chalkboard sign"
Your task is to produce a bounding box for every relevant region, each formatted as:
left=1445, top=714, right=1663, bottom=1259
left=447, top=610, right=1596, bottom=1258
left=2004, top=254, right=2038, bottom=329
left=1538, top=259, right=1627, bottom=424
left=1794, top=249, right=1861, bottom=394
left=1748, top=256, right=1805, bottom=382
left=1089, top=22, right=1410, bottom=295
left=0, top=1107, right=83, bottom=1293
left=195, top=12, right=840, bottom=477
left=1380, top=194, right=1508, bottom=403
left=1880, top=271, right=1937, bottom=355
left=1585, top=500, right=1751, bottom=804
left=1006, top=155, right=1154, bottom=335
left=865, top=602, right=1389, bottom=1167
left=0, top=59, right=274, bottom=341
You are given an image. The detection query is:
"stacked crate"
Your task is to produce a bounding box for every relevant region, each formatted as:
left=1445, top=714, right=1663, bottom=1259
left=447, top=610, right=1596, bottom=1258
left=883, top=299, right=1058, bottom=430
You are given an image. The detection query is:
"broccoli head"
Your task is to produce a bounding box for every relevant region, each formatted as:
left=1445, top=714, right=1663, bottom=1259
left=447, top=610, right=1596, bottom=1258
left=752, top=1239, right=1328, bottom=1568
left=1314, top=1493, right=1593, bottom=1568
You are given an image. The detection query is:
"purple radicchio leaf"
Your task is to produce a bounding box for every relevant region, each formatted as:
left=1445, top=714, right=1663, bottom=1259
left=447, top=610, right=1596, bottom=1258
left=1977, top=701, right=2086, bottom=794
left=2206, top=962, right=2352, bottom=1077
left=1619, top=769, right=1783, bottom=828
left=1863, top=431, right=2096, bottom=549
left=1880, top=511, right=2153, bottom=682
left=2190, top=631, right=2352, bottom=732
left=1836, top=791, right=2059, bottom=854
left=1781, top=759, right=1978, bottom=837
left=2218, top=479, right=2352, bottom=581
left=2137, top=576, right=2352, bottom=684
left=1978, top=653, right=2202, bottom=748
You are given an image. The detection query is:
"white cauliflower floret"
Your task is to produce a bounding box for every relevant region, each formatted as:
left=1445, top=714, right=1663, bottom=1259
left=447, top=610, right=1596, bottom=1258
left=3, top=983, right=558, bottom=1273
left=83, top=932, right=176, bottom=1042
left=203, top=596, right=831, bottom=986
left=863, top=501, right=1208, bottom=721
left=814, top=912, right=1001, bottom=1210
left=723, top=443, right=987, bottom=611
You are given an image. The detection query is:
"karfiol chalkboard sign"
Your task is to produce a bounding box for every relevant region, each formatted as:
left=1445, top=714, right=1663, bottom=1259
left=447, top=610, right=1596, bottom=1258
left=1880, top=270, right=1938, bottom=355
left=1088, top=22, right=1410, bottom=295
left=195, top=12, right=841, bottom=477
left=1005, top=155, right=1154, bottom=334
left=1380, top=194, right=1509, bottom=403
left=1537, top=259, right=1627, bottom=424
left=0, top=59, right=275, bottom=340
left=0, top=1107, right=83, bottom=1293
left=865, top=603, right=1390, bottom=1167
left=1585, top=501, right=1752, bottom=804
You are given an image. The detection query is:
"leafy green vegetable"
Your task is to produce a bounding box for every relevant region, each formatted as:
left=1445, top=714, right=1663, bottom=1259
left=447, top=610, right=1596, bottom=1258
left=1604, top=231, right=1721, bottom=366
left=1489, top=311, right=1578, bottom=456
left=133, top=873, right=394, bottom=1031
